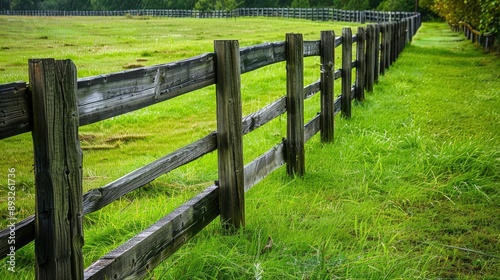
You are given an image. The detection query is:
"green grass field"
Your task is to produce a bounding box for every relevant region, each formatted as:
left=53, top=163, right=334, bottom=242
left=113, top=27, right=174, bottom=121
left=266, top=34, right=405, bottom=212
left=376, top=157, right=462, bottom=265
left=1, top=16, right=499, bottom=279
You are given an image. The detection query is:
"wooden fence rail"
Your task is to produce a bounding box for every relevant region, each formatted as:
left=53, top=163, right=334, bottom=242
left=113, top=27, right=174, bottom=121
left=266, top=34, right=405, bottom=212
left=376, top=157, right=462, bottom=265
left=0, top=13, right=421, bottom=279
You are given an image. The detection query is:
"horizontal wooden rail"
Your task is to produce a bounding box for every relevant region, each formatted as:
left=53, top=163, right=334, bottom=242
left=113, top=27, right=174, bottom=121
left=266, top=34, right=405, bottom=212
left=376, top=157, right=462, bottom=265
left=0, top=82, right=30, bottom=139
left=0, top=71, right=327, bottom=258
left=77, top=53, right=216, bottom=126
left=0, top=41, right=323, bottom=141
left=84, top=184, right=220, bottom=279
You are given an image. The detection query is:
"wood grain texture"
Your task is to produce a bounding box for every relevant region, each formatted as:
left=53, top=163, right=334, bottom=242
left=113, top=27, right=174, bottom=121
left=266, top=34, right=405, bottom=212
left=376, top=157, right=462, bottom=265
left=379, top=23, right=387, bottom=75
left=305, top=114, right=321, bottom=143
left=82, top=132, right=217, bottom=214
left=0, top=82, right=30, bottom=139
left=365, top=25, right=375, bottom=92
left=341, top=28, right=353, bottom=118
left=215, top=40, right=245, bottom=231
left=244, top=143, right=285, bottom=192
left=84, top=185, right=219, bottom=280
left=374, top=24, right=380, bottom=82
left=355, top=27, right=366, bottom=101
left=77, top=53, right=216, bottom=126
left=304, top=40, right=321, bottom=57
left=242, top=97, right=286, bottom=135
left=240, top=42, right=286, bottom=73
left=285, top=33, right=305, bottom=177
left=320, top=30, right=335, bottom=143
left=0, top=215, right=35, bottom=261
left=29, top=59, right=83, bottom=280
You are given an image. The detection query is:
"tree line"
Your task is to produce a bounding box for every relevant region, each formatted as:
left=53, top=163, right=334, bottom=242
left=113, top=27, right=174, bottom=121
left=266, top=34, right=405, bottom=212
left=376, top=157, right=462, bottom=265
left=432, top=0, right=499, bottom=35
left=1, top=0, right=498, bottom=33
left=1, top=0, right=423, bottom=12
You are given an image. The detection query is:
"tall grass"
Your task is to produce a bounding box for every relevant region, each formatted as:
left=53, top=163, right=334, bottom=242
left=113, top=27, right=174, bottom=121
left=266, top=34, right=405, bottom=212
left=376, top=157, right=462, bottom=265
left=0, top=18, right=499, bottom=279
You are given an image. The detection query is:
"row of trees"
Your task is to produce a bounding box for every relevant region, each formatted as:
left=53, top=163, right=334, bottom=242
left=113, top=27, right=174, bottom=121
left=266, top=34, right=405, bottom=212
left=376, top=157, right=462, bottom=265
left=1, top=0, right=420, bottom=12
left=432, top=0, right=499, bottom=33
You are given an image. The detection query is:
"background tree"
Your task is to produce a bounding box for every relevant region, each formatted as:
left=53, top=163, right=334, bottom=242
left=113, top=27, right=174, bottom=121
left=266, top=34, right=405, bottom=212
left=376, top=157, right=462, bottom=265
left=333, top=0, right=369, bottom=10
left=194, top=0, right=214, bottom=12
left=39, top=0, right=91, bottom=10
left=377, top=0, right=413, bottom=11
left=417, top=0, right=438, bottom=21
left=432, top=0, right=480, bottom=27
left=368, top=0, right=383, bottom=9
left=243, top=0, right=279, bottom=8
left=215, top=0, right=242, bottom=12
left=11, top=0, right=39, bottom=9
left=141, top=0, right=168, bottom=9
left=309, top=0, right=331, bottom=7
left=431, top=0, right=499, bottom=48
left=90, top=0, right=139, bottom=10
left=166, top=0, right=197, bottom=9
left=291, top=0, right=310, bottom=8
left=478, top=0, right=499, bottom=33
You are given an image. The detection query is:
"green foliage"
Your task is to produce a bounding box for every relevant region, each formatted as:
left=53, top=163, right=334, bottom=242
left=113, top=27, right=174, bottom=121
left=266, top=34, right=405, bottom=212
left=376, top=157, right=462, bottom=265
left=194, top=0, right=214, bottom=11
left=291, top=0, right=310, bottom=8
left=215, top=0, right=243, bottom=11
left=479, top=0, right=500, bottom=33
left=432, top=0, right=480, bottom=26
left=3, top=0, right=425, bottom=10
left=39, top=0, right=91, bottom=10
left=308, top=0, right=331, bottom=7
left=333, top=0, right=369, bottom=10
left=242, top=0, right=280, bottom=7
left=164, top=0, right=197, bottom=9
left=10, top=0, right=37, bottom=9
left=432, top=0, right=499, bottom=33
left=90, top=0, right=139, bottom=10
left=377, top=0, right=413, bottom=11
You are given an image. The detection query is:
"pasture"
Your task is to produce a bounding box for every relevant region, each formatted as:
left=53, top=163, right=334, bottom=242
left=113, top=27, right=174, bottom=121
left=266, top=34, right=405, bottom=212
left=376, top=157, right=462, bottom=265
left=1, top=16, right=499, bottom=279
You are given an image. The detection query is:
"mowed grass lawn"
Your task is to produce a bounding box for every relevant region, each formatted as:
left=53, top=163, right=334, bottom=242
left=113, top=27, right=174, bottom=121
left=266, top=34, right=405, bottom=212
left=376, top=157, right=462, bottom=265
left=1, top=16, right=499, bottom=279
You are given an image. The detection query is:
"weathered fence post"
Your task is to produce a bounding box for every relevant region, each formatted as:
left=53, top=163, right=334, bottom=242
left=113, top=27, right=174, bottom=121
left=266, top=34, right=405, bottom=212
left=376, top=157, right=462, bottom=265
left=391, top=22, right=397, bottom=65
left=410, top=16, right=416, bottom=40
left=320, top=30, right=335, bottom=143
left=341, top=27, right=353, bottom=118
left=285, top=33, right=305, bottom=176
left=405, top=18, right=411, bottom=44
left=355, top=26, right=366, bottom=101
left=374, top=24, right=380, bottom=82
left=360, top=11, right=366, bottom=24
left=387, top=23, right=393, bottom=68
left=29, top=59, right=84, bottom=280
left=214, top=40, right=245, bottom=231
left=379, top=23, right=387, bottom=75
left=365, top=25, right=375, bottom=92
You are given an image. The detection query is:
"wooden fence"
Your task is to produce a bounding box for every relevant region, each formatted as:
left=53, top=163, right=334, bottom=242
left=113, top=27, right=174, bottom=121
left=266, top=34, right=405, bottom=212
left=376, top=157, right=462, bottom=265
left=0, top=8, right=418, bottom=24
left=451, top=22, right=496, bottom=50
left=0, top=13, right=421, bottom=279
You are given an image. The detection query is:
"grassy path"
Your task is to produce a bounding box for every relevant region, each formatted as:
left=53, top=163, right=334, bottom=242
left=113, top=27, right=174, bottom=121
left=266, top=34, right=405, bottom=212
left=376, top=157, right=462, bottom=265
left=155, top=22, right=499, bottom=279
